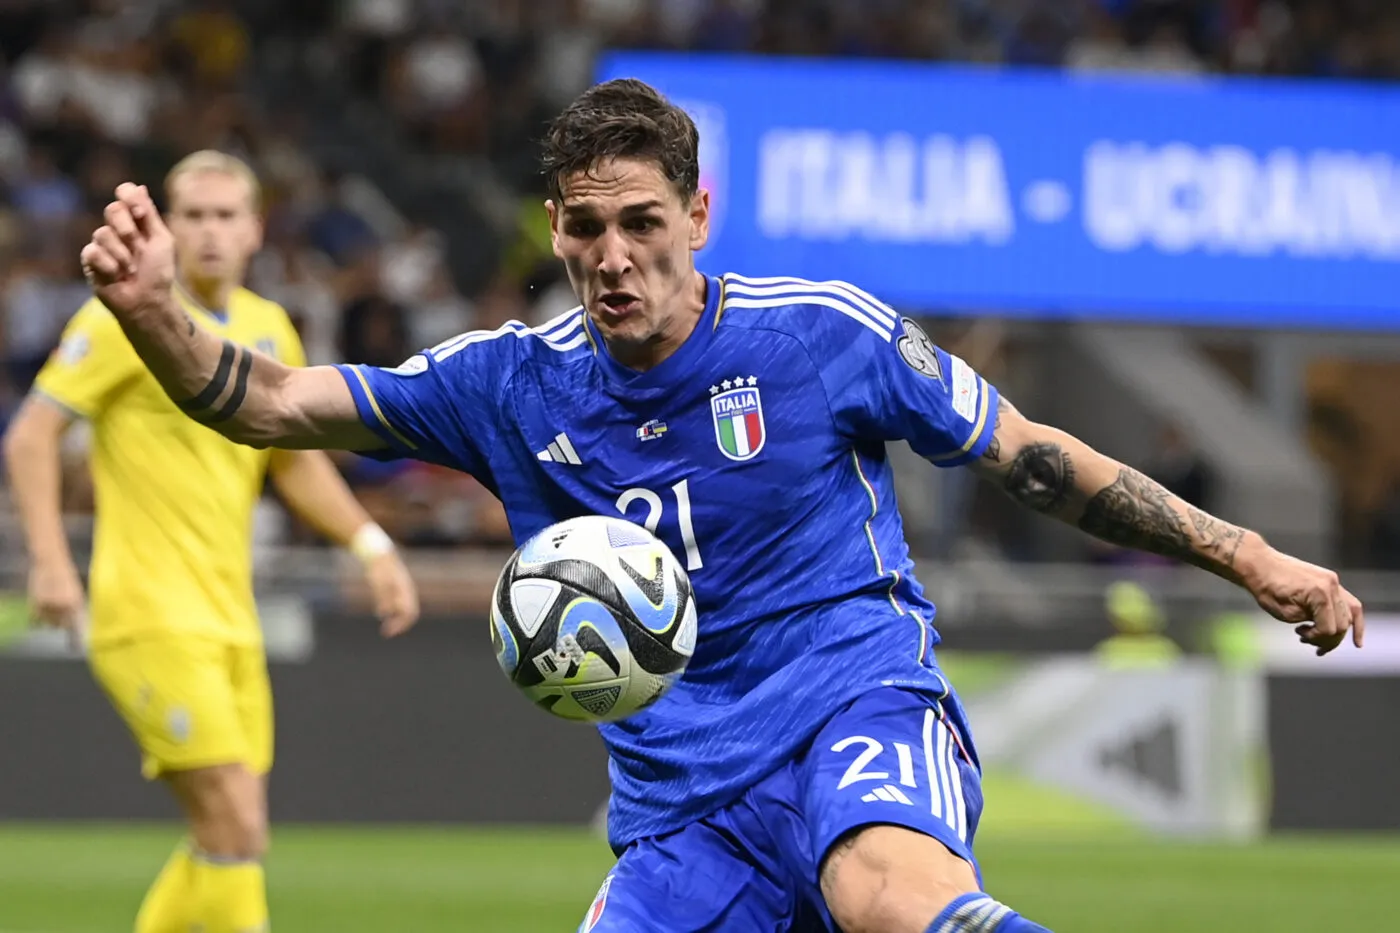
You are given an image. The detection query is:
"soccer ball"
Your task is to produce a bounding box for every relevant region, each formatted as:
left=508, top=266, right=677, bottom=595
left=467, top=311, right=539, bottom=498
left=489, top=515, right=698, bottom=723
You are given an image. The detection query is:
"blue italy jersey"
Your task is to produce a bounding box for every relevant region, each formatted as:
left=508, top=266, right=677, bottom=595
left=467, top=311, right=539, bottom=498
left=336, top=273, right=999, bottom=850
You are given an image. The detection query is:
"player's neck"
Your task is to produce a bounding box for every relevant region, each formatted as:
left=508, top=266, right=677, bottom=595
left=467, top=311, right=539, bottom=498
left=607, top=271, right=707, bottom=372
left=176, top=275, right=235, bottom=316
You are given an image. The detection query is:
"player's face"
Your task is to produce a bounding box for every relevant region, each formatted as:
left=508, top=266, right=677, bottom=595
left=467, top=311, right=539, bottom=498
left=547, top=157, right=709, bottom=360
left=166, top=171, right=263, bottom=288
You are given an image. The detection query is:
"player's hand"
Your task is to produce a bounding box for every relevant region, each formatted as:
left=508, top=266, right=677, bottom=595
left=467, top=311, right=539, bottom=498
left=1241, top=544, right=1364, bottom=656
left=80, top=183, right=175, bottom=317
left=364, top=550, right=420, bottom=638
left=28, top=559, right=86, bottom=649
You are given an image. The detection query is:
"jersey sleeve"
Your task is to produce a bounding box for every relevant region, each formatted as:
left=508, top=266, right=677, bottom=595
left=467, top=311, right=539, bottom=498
left=32, top=299, right=143, bottom=419
left=807, top=298, right=999, bottom=468
left=333, top=332, right=516, bottom=488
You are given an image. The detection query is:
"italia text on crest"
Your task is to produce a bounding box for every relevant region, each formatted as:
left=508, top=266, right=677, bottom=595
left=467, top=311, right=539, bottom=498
left=708, top=375, right=765, bottom=461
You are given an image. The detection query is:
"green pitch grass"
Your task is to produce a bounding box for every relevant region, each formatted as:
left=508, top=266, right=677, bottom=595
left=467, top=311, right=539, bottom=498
left=0, top=824, right=1397, bottom=932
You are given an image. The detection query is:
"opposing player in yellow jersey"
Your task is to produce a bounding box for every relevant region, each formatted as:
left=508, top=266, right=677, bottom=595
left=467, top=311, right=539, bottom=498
left=3, top=151, right=420, bottom=933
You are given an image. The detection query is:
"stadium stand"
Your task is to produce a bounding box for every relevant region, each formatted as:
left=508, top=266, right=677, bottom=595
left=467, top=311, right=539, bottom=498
left=3, top=0, right=1400, bottom=566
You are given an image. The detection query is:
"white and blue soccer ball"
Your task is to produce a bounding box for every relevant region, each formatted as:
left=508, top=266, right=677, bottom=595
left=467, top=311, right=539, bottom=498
left=490, top=515, right=698, bottom=723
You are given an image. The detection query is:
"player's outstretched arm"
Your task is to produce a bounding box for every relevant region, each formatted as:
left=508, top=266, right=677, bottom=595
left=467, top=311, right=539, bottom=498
left=80, top=184, right=380, bottom=451
left=969, top=395, right=1364, bottom=655
left=268, top=449, right=421, bottom=637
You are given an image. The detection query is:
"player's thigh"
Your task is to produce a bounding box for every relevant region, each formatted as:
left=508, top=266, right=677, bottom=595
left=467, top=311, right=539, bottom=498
left=820, top=826, right=979, bottom=933
left=164, top=761, right=268, bottom=857
left=799, top=687, right=985, bottom=931
left=228, top=643, right=274, bottom=777
left=88, top=635, right=253, bottom=781
left=578, top=817, right=793, bottom=933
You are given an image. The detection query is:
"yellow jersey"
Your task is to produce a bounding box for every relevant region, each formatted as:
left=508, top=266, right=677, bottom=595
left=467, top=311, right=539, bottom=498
left=34, top=287, right=306, bottom=648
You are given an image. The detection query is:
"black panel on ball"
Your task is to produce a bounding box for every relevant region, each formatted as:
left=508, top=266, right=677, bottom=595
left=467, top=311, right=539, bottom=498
left=514, top=558, right=626, bottom=607
left=491, top=555, right=521, bottom=631
left=620, top=571, right=693, bottom=676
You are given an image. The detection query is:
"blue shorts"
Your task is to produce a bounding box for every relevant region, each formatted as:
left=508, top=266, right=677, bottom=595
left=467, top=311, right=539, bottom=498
left=578, top=686, right=984, bottom=932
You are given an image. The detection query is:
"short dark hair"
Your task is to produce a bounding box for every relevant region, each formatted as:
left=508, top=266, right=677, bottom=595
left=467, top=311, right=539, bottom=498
left=542, top=78, right=700, bottom=203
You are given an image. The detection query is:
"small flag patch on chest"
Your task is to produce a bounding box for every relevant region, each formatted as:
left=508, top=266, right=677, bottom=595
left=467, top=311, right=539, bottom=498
left=709, top=377, right=765, bottom=461
left=636, top=419, right=668, bottom=442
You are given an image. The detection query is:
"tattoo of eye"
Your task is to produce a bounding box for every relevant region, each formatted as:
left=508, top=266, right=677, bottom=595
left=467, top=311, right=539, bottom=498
left=1004, top=442, right=1075, bottom=513
left=176, top=339, right=251, bottom=423
left=185, top=313, right=196, bottom=337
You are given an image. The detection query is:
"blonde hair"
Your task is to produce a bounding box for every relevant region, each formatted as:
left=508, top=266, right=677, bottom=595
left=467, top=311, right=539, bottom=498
left=164, top=150, right=262, bottom=212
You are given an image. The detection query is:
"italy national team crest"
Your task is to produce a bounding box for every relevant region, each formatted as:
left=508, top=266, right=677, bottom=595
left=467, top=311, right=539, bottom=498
left=582, top=875, right=611, bottom=931
left=709, top=376, right=765, bottom=461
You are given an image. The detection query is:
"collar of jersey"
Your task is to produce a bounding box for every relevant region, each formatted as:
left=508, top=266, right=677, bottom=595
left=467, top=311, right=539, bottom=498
left=583, top=273, right=722, bottom=391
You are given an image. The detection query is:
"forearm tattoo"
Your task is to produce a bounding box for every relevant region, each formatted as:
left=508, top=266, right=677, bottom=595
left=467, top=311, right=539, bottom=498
left=1186, top=503, right=1247, bottom=574
left=1003, top=442, right=1076, bottom=514
left=176, top=339, right=252, bottom=424
left=1079, top=467, right=1245, bottom=580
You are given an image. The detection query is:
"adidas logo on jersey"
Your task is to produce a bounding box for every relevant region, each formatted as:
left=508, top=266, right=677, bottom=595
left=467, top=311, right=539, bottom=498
left=536, top=433, right=582, bottom=465
left=860, top=784, right=915, bottom=805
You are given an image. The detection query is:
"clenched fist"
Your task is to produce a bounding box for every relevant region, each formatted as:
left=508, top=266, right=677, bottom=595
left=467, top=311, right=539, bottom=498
left=80, top=184, right=176, bottom=318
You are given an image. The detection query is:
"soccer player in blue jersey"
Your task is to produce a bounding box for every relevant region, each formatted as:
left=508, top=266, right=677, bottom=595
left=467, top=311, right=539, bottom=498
left=82, top=79, right=1362, bottom=933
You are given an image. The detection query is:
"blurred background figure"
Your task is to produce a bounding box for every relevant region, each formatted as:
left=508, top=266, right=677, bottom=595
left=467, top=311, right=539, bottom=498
left=4, top=148, right=420, bottom=933
left=1095, top=580, right=1181, bottom=671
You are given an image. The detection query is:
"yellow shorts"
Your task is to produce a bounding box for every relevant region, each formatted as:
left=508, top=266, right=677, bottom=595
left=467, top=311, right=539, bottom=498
left=89, top=635, right=273, bottom=780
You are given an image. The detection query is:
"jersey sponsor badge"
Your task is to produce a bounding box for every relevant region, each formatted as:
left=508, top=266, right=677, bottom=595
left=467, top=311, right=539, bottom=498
left=949, top=355, right=980, bottom=423
left=709, top=375, right=765, bottom=461
left=896, top=317, right=942, bottom=381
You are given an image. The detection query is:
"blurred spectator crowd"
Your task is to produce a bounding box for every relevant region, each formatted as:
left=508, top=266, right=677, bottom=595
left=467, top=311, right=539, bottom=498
left=1, top=0, right=1399, bottom=558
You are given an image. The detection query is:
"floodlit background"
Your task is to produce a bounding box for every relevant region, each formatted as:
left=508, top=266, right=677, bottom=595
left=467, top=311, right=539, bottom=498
left=2, top=1, right=1400, bottom=930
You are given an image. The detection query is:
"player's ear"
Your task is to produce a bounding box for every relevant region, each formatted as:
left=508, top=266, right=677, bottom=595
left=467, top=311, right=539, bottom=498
left=545, top=199, right=564, bottom=259
left=688, top=189, right=710, bottom=252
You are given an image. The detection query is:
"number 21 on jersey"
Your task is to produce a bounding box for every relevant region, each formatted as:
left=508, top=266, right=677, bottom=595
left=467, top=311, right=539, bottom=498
left=615, top=480, right=703, bottom=571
